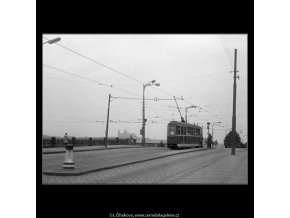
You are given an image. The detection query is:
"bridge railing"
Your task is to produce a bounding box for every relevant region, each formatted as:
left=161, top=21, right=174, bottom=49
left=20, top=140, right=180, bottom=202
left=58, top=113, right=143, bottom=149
left=42, top=137, right=137, bottom=148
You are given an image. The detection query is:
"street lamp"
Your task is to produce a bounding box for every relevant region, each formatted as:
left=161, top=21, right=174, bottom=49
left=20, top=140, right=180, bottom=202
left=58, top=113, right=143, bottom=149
left=207, top=122, right=210, bottom=134
left=43, top=37, right=61, bottom=45
left=185, top=105, right=197, bottom=122
left=142, top=80, right=160, bottom=146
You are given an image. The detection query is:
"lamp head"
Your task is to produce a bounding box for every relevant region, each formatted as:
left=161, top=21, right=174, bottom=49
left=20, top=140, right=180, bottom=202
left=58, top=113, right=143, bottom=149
left=48, top=37, right=61, bottom=44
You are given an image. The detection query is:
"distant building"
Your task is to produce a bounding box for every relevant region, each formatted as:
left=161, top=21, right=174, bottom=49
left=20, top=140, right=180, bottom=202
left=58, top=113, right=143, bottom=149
left=118, top=128, right=141, bottom=139
left=117, top=129, right=166, bottom=144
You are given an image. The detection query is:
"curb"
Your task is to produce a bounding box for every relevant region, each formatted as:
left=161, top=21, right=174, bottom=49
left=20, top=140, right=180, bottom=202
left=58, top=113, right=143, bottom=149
left=43, top=148, right=210, bottom=176
left=43, top=146, right=142, bottom=155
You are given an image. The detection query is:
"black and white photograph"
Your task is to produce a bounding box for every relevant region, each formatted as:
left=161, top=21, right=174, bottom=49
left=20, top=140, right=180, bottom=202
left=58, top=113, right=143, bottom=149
left=42, top=34, right=248, bottom=185
left=11, top=0, right=290, bottom=217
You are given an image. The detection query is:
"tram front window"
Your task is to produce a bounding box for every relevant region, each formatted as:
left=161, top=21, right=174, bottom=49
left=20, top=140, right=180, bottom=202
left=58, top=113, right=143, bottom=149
left=169, top=126, right=175, bottom=135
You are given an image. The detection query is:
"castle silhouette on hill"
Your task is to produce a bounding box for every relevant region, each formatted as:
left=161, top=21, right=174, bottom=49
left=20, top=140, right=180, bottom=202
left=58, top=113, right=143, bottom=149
left=118, top=128, right=142, bottom=139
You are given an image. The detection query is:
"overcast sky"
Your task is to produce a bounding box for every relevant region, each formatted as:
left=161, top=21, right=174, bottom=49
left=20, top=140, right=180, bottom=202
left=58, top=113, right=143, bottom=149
left=43, top=34, right=247, bottom=143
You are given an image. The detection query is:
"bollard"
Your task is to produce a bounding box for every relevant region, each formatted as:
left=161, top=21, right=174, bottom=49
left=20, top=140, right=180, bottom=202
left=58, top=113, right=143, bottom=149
left=63, top=144, right=74, bottom=169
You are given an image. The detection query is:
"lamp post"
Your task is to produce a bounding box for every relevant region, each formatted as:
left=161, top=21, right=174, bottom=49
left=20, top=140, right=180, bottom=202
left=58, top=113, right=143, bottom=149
left=207, top=122, right=210, bottom=134
left=142, top=80, right=160, bottom=146
left=43, top=37, right=61, bottom=45
left=185, top=105, right=197, bottom=122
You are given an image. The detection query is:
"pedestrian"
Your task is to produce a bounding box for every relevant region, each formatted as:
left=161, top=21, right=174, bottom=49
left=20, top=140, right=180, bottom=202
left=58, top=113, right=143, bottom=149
left=207, top=133, right=212, bottom=148
left=209, top=134, right=213, bottom=148
left=63, top=133, right=69, bottom=146
left=200, top=137, right=203, bottom=147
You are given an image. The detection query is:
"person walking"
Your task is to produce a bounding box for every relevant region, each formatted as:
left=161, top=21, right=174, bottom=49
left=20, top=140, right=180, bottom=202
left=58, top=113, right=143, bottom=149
left=207, top=133, right=212, bottom=148
left=200, top=137, right=203, bottom=148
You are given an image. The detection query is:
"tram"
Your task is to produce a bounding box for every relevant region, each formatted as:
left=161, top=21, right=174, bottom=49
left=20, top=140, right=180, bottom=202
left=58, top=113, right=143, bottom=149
left=167, top=121, right=203, bottom=149
left=167, top=96, right=203, bottom=149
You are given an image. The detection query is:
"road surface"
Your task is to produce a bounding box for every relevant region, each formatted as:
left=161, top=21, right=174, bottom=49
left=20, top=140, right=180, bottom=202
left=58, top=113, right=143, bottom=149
left=43, top=148, right=247, bottom=184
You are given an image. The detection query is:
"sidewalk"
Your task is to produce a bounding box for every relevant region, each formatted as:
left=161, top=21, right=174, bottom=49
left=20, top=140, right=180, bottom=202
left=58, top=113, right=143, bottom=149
left=43, top=147, right=209, bottom=176
left=43, top=144, right=142, bottom=154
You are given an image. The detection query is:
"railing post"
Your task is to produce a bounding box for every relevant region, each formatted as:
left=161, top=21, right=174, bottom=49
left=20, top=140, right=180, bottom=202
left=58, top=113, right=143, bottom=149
left=51, top=137, right=56, bottom=148
left=72, top=137, right=76, bottom=146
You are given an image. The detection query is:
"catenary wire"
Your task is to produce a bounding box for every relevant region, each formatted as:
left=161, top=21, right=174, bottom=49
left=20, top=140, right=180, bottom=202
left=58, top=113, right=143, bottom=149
left=43, top=36, right=144, bottom=85
left=43, top=64, right=142, bottom=97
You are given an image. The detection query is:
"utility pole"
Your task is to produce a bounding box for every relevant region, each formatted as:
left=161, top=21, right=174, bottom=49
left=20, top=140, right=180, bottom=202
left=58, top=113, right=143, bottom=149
left=105, top=94, right=111, bottom=149
left=231, top=49, right=239, bottom=155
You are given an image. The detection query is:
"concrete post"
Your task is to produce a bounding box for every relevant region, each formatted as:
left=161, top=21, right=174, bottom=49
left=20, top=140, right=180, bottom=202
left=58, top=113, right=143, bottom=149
left=63, top=144, right=74, bottom=169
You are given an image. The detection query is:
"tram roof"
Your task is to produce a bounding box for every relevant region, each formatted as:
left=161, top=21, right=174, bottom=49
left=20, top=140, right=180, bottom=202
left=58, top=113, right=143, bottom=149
left=167, top=120, right=202, bottom=128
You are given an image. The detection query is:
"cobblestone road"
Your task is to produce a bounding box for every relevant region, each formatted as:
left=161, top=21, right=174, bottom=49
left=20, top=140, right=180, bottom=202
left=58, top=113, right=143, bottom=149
left=43, top=146, right=184, bottom=172
left=43, top=148, right=247, bottom=184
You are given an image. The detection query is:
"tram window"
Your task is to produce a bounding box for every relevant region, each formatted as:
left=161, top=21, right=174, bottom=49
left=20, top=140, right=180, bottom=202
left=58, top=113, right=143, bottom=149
left=181, top=127, right=186, bottom=135
left=169, top=126, right=175, bottom=135
left=195, top=128, right=201, bottom=136
left=176, top=126, right=181, bottom=135
left=187, top=127, right=194, bottom=135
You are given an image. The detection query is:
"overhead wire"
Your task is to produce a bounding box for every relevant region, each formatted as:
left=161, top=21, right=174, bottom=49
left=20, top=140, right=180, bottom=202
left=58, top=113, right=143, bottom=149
left=159, top=72, right=228, bottom=84
left=223, top=37, right=234, bottom=65
left=44, top=35, right=212, bottom=113
left=44, top=35, right=245, bottom=129
left=218, top=35, right=234, bottom=69
left=43, top=36, right=144, bottom=85
left=43, top=64, right=142, bottom=97
left=43, top=36, right=178, bottom=110
left=111, top=96, right=155, bottom=101
left=110, top=104, right=140, bottom=116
